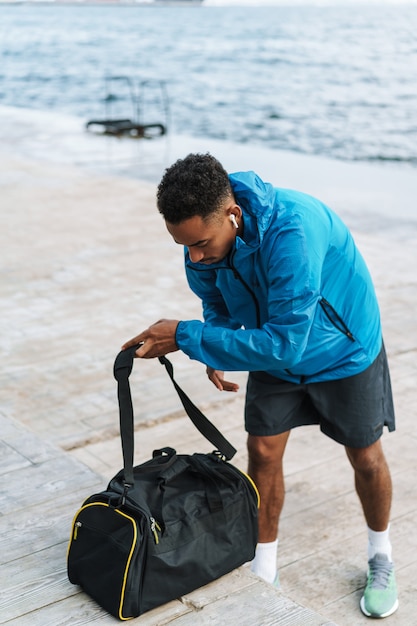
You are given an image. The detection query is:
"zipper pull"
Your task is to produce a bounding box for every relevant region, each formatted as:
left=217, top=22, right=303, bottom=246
left=121, top=482, right=132, bottom=506
left=150, top=517, right=161, bottom=544
left=74, top=521, right=82, bottom=540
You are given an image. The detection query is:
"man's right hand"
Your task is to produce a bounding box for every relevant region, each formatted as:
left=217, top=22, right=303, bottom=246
left=206, top=367, right=239, bottom=392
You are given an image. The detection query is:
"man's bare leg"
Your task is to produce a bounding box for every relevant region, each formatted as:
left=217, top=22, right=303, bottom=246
left=346, top=439, right=398, bottom=617
left=345, top=439, right=392, bottom=534
left=247, top=431, right=290, bottom=582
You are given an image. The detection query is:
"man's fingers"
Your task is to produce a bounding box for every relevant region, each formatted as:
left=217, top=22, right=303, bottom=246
left=206, top=368, right=223, bottom=390
left=135, top=342, right=152, bottom=358
left=212, top=373, right=225, bottom=391
left=206, top=367, right=239, bottom=392
left=221, top=379, right=239, bottom=392
left=121, top=336, right=143, bottom=351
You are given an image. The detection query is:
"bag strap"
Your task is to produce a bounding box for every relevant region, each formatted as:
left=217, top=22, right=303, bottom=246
left=113, top=346, right=136, bottom=486
left=158, top=355, right=237, bottom=460
left=113, top=346, right=237, bottom=485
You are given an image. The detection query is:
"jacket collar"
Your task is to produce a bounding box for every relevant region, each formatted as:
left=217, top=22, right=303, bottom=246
left=184, top=171, right=275, bottom=270
left=229, top=171, right=275, bottom=248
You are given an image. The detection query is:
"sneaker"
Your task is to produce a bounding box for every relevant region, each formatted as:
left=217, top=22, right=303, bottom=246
left=360, top=553, right=399, bottom=618
left=272, top=572, right=281, bottom=590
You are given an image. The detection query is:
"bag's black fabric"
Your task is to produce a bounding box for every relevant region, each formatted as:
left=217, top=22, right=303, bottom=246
left=67, top=347, right=259, bottom=620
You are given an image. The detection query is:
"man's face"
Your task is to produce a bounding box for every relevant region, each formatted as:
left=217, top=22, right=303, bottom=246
left=166, top=202, right=241, bottom=265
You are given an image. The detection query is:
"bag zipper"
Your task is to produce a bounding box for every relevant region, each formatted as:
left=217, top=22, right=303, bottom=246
left=73, top=520, right=82, bottom=540
left=69, top=501, right=139, bottom=546
left=150, top=516, right=162, bottom=544
left=119, top=493, right=162, bottom=546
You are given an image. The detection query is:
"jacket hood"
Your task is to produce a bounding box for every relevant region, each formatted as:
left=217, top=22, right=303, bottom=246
left=229, top=171, right=276, bottom=246
left=185, top=171, right=276, bottom=271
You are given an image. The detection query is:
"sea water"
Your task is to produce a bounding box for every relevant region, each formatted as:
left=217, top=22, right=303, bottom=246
left=0, top=3, right=416, bottom=168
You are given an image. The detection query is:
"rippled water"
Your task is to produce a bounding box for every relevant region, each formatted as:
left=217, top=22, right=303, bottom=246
left=0, top=3, right=416, bottom=166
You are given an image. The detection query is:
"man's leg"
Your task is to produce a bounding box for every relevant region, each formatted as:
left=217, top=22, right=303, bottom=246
left=345, top=438, right=392, bottom=532
left=346, top=439, right=398, bottom=618
left=247, top=430, right=290, bottom=584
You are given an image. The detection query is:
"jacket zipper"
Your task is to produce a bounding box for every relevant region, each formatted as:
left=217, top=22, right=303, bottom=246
left=229, top=250, right=261, bottom=328
left=319, top=297, right=355, bottom=341
left=187, top=252, right=262, bottom=328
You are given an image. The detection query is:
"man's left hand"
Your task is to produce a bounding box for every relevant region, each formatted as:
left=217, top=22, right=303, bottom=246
left=122, top=319, right=180, bottom=358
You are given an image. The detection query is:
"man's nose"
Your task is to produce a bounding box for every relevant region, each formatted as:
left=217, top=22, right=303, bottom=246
left=189, top=248, right=205, bottom=263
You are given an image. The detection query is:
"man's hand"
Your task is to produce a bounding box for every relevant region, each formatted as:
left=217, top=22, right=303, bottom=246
left=206, top=367, right=239, bottom=392
left=122, top=319, right=180, bottom=358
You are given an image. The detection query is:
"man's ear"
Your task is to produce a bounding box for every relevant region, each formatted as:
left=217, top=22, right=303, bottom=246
left=229, top=214, right=239, bottom=229
left=227, top=203, right=242, bottom=225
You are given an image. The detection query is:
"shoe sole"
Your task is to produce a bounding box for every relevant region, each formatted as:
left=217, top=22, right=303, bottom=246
left=360, top=595, right=399, bottom=618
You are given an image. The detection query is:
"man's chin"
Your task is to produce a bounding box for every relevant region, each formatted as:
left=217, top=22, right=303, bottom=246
left=202, top=257, right=222, bottom=265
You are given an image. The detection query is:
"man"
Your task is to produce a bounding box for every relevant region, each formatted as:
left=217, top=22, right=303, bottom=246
left=122, top=153, right=398, bottom=618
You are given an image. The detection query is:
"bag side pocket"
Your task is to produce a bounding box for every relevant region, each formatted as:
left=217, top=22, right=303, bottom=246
left=67, top=501, right=145, bottom=620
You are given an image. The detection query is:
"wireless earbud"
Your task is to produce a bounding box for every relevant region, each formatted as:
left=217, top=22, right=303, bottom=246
left=230, top=214, right=239, bottom=229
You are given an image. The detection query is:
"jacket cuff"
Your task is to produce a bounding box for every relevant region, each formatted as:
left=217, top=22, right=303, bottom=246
left=175, top=320, right=204, bottom=360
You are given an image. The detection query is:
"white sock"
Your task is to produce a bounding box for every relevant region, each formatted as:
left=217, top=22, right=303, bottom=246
left=368, top=525, right=392, bottom=562
left=250, top=539, right=278, bottom=584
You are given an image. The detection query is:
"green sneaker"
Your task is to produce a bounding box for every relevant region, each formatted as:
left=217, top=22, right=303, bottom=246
left=272, top=572, right=281, bottom=590
left=360, top=553, right=399, bottom=618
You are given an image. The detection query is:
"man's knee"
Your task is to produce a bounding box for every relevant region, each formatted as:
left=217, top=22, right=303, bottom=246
left=247, top=431, right=289, bottom=468
left=346, top=439, right=388, bottom=475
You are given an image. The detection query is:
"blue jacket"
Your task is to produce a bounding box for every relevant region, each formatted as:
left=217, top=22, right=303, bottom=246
left=175, top=171, right=382, bottom=383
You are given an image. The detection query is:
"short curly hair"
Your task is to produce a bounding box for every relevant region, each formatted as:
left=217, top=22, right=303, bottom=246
left=156, top=153, right=233, bottom=224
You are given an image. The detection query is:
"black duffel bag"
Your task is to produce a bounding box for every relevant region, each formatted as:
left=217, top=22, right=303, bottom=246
left=67, top=346, right=259, bottom=620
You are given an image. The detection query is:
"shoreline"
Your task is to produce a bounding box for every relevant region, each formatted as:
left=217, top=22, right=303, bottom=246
left=1, top=104, right=417, bottom=226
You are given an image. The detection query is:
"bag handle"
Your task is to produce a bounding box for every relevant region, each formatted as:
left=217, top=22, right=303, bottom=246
left=113, top=345, right=237, bottom=486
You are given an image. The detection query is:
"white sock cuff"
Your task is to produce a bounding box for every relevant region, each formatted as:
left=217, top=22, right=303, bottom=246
left=256, top=539, right=279, bottom=552
left=368, top=524, right=390, bottom=544
left=367, top=524, right=392, bottom=560
left=251, top=539, right=279, bottom=584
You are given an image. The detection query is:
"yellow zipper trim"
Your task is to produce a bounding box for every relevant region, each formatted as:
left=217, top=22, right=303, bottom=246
left=116, top=507, right=138, bottom=621
left=237, top=469, right=261, bottom=509
left=67, top=501, right=138, bottom=621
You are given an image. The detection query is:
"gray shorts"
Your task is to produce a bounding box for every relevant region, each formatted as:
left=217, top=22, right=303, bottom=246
left=244, top=344, right=395, bottom=448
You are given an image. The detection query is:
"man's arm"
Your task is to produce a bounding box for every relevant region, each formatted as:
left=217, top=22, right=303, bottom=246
left=122, top=320, right=239, bottom=392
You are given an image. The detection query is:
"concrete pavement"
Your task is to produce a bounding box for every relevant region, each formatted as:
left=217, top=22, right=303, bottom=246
left=1, top=106, right=416, bottom=624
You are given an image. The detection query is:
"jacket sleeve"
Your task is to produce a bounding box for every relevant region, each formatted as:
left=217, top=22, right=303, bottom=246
left=176, top=207, right=332, bottom=372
